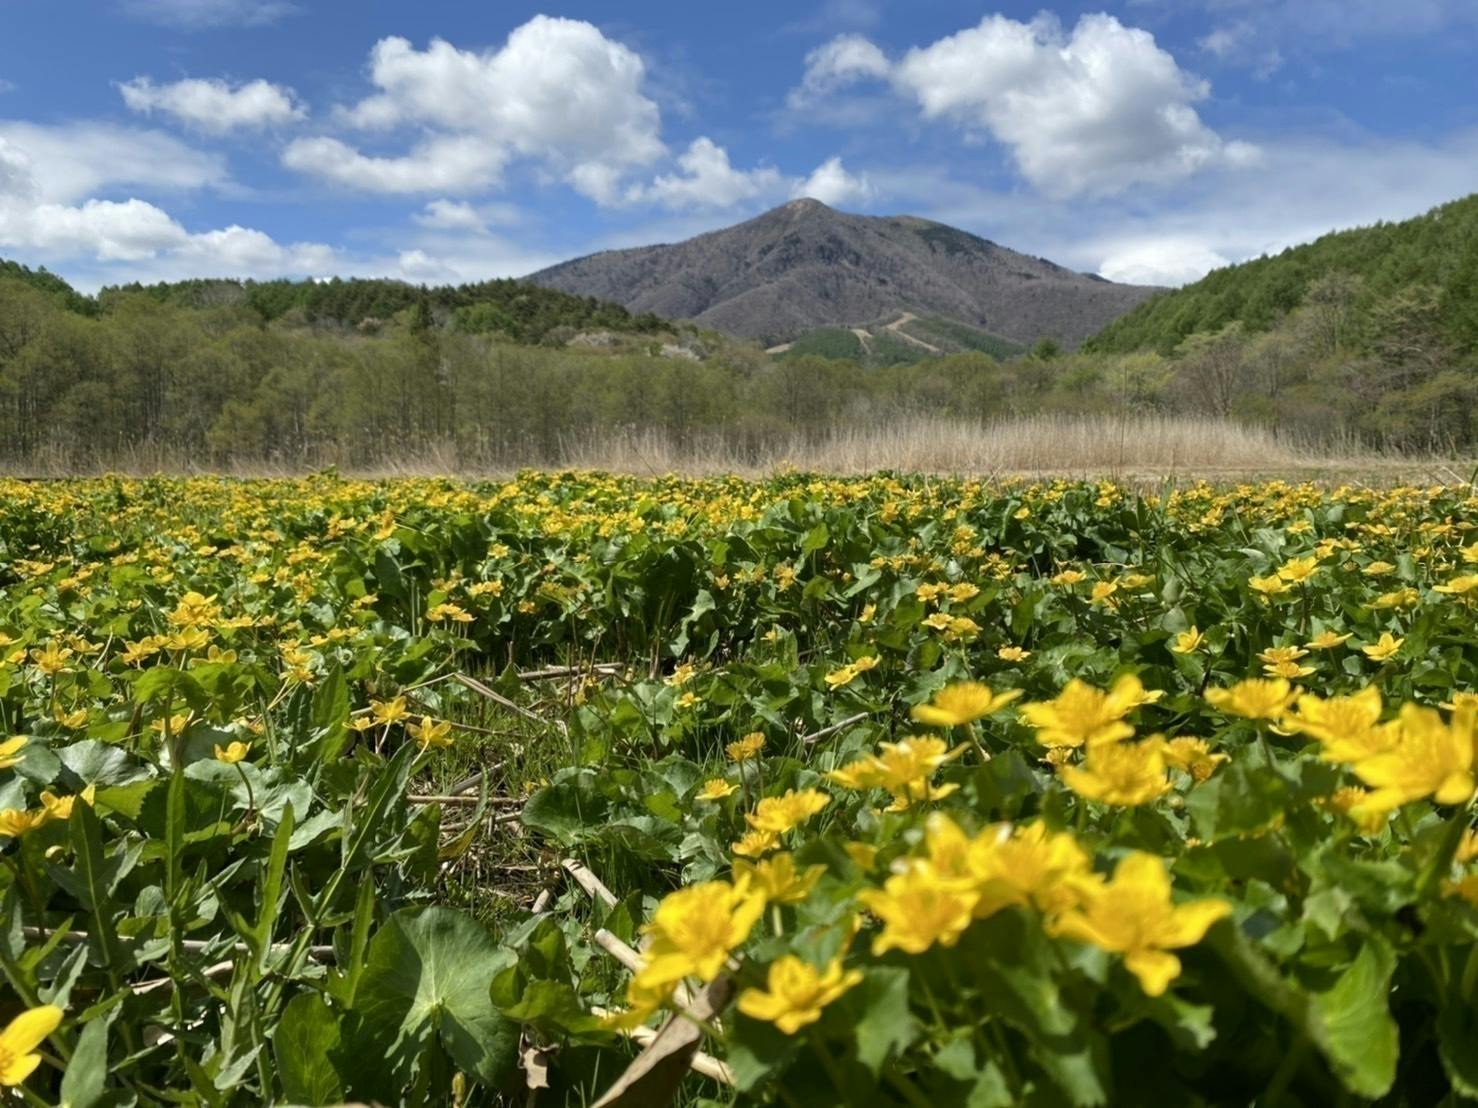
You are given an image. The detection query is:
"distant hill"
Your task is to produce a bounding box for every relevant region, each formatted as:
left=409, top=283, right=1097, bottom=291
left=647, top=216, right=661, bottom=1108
left=1087, top=193, right=1478, bottom=355
left=526, top=198, right=1159, bottom=348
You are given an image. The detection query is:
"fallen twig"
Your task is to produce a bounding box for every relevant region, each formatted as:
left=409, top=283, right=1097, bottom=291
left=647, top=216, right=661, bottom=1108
left=562, top=858, right=618, bottom=908
left=456, top=673, right=568, bottom=735
left=591, top=975, right=737, bottom=1104
left=801, top=711, right=871, bottom=746
left=589, top=1008, right=734, bottom=1087
left=22, top=926, right=335, bottom=962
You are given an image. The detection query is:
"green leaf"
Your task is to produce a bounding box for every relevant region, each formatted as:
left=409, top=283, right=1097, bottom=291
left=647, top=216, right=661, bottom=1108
left=275, top=993, right=345, bottom=1107
left=834, top=965, right=916, bottom=1076
left=349, top=907, right=519, bottom=1098
left=1186, top=757, right=1289, bottom=842
left=59, top=1009, right=114, bottom=1108
left=65, top=802, right=131, bottom=974
left=1311, top=939, right=1398, bottom=1098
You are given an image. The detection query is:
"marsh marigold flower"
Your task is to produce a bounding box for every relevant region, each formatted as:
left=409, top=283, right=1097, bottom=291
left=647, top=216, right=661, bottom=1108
left=727, top=733, right=765, bottom=763
left=859, top=864, right=978, bottom=955
left=747, top=789, right=830, bottom=835
left=1170, top=627, right=1204, bottom=654
left=0, top=736, right=26, bottom=771
left=1060, top=739, right=1171, bottom=806
left=1020, top=675, right=1157, bottom=749
left=1284, top=687, right=1391, bottom=762
left=734, top=852, right=826, bottom=904
left=911, top=682, right=1022, bottom=728
left=1051, top=852, right=1231, bottom=996
left=737, top=956, right=861, bottom=1034
left=695, top=778, right=738, bottom=801
left=213, top=741, right=251, bottom=765
left=1204, top=678, right=1297, bottom=721
left=1305, top=629, right=1351, bottom=650
left=1349, top=703, right=1475, bottom=812
left=1361, top=632, right=1404, bottom=662
left=409, top=718, right=454, bottom=750
left=1162, top=738, right=1230, bottom=784
left=638, top=878, right=766, bottom=988
left=0, top=1004, right=63, bottom=1086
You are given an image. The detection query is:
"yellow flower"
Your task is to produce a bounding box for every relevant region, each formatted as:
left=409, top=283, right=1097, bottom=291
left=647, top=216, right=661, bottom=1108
left=824, top=664, right=860, bottom=689
left=1059, top=740, right=1171, bottom=806
left=213, top=741, right=251, bottom=765
left=1361, top=632, right=1403, bottom=662
left=30, top=643, right=72, bottom=676
left=727, top=733, right=766, bottom=763
left=737, top=956, right=862, bottom=1034
left=997, top=646, right=1031, bottom=662
left=409, top=717, right=454, bottom=750
left=1204, top=678, right=1297, bottom=720
left=1051, top=853, right=1231, bottom=996
left=0, top=1004, right=63, bottom=1086
left=747, top=789, right=830, bottom=835
left=370, top=696, right=410, bottom=726
left=731, top=829, right=780, bottom=858
left=1050, top=569, right=1086, bottom=587
left=1351, top=703, right=1475, bottom=811
left=1305, top=630, right=1351, bottom=650
left=1019, top=675, right=1155, bottom=749
left=1090, top=580, right=1119, bottom=607
left=1162, top=738, right=1229, bottom=783
left=1170, top=627, right=1204, bottom=654
left=1284, top=687, right=1391, bottom=762
left=675, top=691, right=701, bottom=710
left=1434, top=574, right=1478, bottom=597
left=637, top=878, right=766, bottom=988
left=0, top=809, right=48, bottom=838
left=1442, top=692, right=1478, bottom=711
left=1325, top=786, right=1389, bottom=835
left=1277, top=557, right=1320, bottom=584
left=925, top=816, right=1094, bottom=918
left=1248, top=574, right=1289, bottom=599
left=734, top=852, right=826, bottom=904
left=696, top=778, right=738, bottom=801
left=911, top=682, right=1021, bottom=728
left=666, top=663, right=697, bottom=687
left=858, top=603, right=876, bottom=623
left=0, top=736, right=26, bottom=771
left=1369, top=588, right=1419, bottom=611
left=859, top=864, right=978, bottom=955
left=425, top=602, right=473, bottom=623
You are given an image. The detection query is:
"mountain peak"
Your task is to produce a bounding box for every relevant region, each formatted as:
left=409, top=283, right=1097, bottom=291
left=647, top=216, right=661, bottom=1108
left=527, top=205, right=1160, bottom=348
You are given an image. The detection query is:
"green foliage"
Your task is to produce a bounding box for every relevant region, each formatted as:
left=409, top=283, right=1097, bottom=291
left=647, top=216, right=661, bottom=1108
left=1087, top=192, right=1478, bottom=355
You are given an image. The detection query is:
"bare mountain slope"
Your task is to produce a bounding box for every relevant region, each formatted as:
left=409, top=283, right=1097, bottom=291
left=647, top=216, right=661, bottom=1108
left=525, top=198, right=1159, bottom=347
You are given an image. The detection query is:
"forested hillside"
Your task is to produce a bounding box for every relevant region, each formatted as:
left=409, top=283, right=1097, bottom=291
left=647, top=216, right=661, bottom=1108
left=1087, top=193, right=1478, bottom=355
left=100, top=274, right=668, bottom=345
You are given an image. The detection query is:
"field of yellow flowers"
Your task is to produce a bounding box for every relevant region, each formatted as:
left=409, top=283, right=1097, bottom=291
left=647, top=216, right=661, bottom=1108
left=1, top=472, right=1476, bottom=1106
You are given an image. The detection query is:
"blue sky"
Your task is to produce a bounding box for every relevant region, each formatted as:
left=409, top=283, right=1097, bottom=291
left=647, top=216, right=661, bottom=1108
left=1, top=0, right=1475, bottom=291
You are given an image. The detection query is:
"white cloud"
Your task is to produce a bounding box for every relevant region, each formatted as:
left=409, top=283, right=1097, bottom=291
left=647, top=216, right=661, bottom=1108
left=0, top=121, right=225, bottom=203
left=119, top=77, right=306, bottom=134
left=413, top=199, right=488, bottom=232
left=790, top=14, right=1256, bottom=198
left=790, top=34, right=890, bottom=107
left=0, top=126, right=333, bottom=277
left=282, top=134, right=506, bottom=194
left=121, top=0, right=298, bottom=29
left=625, top=138, right=783, bottom=210
left=288, top=18, right=665, bottom=201
left=793, top=156, right=873, bottom=206
left=864, top=127, right=1478, bottom=288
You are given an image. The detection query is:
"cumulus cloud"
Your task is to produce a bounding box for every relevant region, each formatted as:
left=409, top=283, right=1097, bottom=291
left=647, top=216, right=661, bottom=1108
left=120, top=0, right=298, bottom=29
left=789, top=33, right=890, bottom=107
left=285, top=18, right=665, bottom=201
left=119, top=77, right=306, bottom=134
left=282, top=134, right=506, bottom=194
left=0, top=125, right=332, bottom=275
left=0, top=121, right=225, bottom=203
left=793, top=156, right=873, bottom=206
left=625, top=138, right=783, bottom=210
left=413, top=199, right=488, bottom=232
left=791, top=14, right=1257, bottom=197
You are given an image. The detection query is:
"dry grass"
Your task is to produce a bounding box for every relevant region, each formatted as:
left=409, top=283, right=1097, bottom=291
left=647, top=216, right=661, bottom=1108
left=552, top=415, right=1462, bottom=482
left=4, top=415, right=1472, bottom=483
